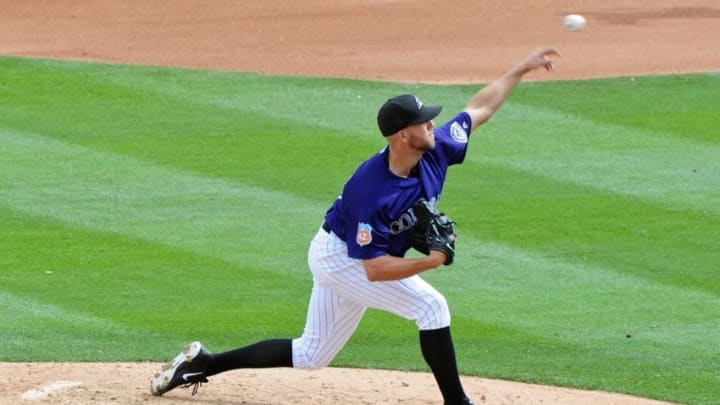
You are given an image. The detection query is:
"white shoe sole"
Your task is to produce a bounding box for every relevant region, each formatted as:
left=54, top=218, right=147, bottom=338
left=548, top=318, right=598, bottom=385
left=150, top=341, right=203, bottom=396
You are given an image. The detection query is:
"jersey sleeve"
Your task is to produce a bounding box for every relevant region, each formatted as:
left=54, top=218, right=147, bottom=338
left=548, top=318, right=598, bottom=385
left=343, top=203, right=391, bottom=260
left=433, top=111, right=472, bottom=165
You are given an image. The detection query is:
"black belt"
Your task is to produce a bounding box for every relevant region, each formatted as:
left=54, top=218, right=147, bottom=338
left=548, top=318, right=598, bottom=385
left=322, top=222, right=331, bottom=233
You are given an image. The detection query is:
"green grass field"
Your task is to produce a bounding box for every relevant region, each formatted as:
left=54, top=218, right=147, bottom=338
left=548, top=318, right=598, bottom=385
left=1, top=56, right=718, bottom=405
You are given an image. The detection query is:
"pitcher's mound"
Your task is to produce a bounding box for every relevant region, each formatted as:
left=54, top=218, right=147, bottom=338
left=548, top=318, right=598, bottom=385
left=5, top=362, right=677, bottom=404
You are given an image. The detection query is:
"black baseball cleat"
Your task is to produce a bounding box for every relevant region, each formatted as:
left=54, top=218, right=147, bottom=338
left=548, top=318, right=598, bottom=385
left=150, top=341, right=211, bottom=396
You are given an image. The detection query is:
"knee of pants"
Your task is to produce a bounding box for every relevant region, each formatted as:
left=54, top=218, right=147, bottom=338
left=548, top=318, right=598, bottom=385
left=291, top=336, right=334, bottom=370
left=415, top=292, right=451, bottom=330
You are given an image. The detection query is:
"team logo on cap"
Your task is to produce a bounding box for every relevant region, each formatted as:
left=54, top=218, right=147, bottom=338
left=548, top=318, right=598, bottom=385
left=356, top=222, right=373, bottom=246
left=414, top=96, right=424, bottom=110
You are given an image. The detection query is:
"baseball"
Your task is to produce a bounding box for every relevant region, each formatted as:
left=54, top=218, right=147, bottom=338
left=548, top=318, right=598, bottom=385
left=563, top=14, right=586, bottom=31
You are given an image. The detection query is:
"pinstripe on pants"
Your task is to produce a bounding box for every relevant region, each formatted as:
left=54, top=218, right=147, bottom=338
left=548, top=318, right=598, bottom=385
left=292, top=227, right=451, bottom=369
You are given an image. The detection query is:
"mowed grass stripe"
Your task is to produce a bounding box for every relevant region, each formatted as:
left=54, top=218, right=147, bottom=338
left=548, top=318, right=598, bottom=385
left=98, top=66, right=388, bottom=136
left=0, top=128, right=321, bottom=271
left=438, top=238, right=719, bottom=401
left=9, top=125, right=716, bottom=354
left=1, top=56, right=436, bottom=140
left=516, top=73, right=720, bottom=146
left=0, top=291, right=162, bottom=360
left=1, top=204, right=312, bottom=360
left=448, top=317, right=715, bottom=403
left=0, top=57, right=388, bottom=202
left=83, top=59, right=473, bottom=139
left=434, top=238, right=720, bottom=349
left=472, top=104, right=720, bottom=214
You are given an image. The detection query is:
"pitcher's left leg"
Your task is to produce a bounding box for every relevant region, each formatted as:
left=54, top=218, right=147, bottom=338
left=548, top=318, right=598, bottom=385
left=292, top=279, right=366, bottom=369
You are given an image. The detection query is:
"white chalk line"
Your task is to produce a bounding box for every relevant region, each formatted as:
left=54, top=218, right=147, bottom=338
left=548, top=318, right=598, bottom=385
left=20, top=381, right=82, bottom=400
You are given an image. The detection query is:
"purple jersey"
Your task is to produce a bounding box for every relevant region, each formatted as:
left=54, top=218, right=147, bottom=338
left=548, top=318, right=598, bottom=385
left=324, top=111, right=472, bottom=260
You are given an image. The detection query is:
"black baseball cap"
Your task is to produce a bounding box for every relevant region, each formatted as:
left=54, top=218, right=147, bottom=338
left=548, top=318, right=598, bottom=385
left=377, top=94, right=443, bottom=136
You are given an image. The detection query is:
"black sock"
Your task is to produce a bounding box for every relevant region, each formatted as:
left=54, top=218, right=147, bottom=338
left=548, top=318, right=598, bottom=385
left=419, top=327, right=468, bottom=404
left=206, top=339, right=293, bottom=376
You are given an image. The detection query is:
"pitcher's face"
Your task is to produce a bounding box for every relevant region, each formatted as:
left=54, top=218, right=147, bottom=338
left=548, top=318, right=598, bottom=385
left=404, top=120, right=436, bottom=152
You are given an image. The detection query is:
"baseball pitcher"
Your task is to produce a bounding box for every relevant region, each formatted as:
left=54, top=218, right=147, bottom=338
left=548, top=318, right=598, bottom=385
left=151, top=48, right=559, bottom=404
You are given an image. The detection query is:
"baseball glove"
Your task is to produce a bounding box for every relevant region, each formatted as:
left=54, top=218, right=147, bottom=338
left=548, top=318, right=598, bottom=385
left=410, top=198, right=456, bottom=265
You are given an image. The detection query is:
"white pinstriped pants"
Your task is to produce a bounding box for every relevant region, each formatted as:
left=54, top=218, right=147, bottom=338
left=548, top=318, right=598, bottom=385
left=291, top=227, right=451, bottom=370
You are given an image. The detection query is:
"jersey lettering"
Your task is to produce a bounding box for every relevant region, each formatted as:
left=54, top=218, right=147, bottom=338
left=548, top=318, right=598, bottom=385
left=389, top=196, right=439, bottom=235
left=389, top=211, right=416, bottom=235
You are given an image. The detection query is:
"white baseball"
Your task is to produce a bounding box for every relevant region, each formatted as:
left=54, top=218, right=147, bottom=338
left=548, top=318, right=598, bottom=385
left=563, top=14, right=586, bottom=31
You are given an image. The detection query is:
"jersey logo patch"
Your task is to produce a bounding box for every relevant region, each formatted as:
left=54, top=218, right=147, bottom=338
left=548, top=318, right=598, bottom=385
left=450, top=121, right=468, bottom=143
left=356, top=223, right=373, bottom=246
